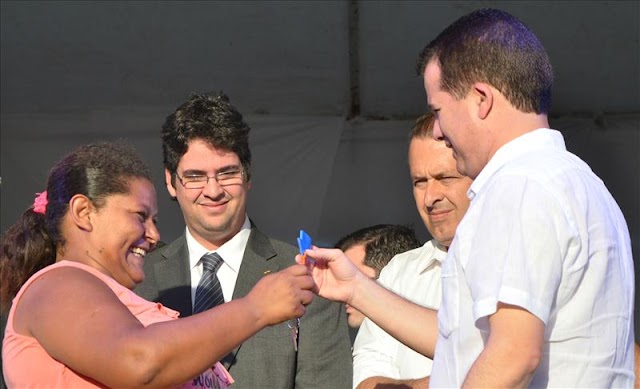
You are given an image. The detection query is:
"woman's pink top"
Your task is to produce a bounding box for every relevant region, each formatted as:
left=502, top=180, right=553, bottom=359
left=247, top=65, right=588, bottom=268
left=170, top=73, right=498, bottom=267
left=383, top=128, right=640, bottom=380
left=2, top=260, right=233, bottom=388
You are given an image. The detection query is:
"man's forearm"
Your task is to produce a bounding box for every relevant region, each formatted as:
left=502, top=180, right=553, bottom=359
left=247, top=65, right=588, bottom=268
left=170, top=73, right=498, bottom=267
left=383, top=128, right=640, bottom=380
left=356, top=375, right=429, bottom=389
left=350, top=277, right=438, bottom=358
left=462, top=346, right=538, bottom=388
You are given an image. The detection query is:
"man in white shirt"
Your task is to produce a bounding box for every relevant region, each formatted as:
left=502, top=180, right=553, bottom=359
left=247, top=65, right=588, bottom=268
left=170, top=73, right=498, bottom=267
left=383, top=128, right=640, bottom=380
left=302, top=8, right=635, bottom=388
left=419, top=8, right=634, bottom=387
left=353, top=113, right=471, bottom=389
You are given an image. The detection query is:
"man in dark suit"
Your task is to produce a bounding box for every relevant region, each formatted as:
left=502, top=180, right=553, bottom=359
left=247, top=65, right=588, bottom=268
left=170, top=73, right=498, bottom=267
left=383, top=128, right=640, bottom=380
left=135, top=92, right=352, bottom=389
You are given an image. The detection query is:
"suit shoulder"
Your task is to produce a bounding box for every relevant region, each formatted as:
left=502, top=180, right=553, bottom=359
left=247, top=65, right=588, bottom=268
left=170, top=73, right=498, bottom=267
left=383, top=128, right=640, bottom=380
left=268, top=237, right=298, bottom=255
left=145, top=237, right=186, bottom=265
left=145, top=246, right=165, bottom=263
left=248, top=228, right=297, bottom=257
left=263, top=237, right=297, bottom=267
left=145, top=244, right=168, bottom=265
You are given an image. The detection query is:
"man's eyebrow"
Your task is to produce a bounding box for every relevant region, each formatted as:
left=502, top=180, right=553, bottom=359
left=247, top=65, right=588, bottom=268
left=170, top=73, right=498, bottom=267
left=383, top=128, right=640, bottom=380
left=217, top=164, right=242, bottom=172
left=411, top=172, right=428, bottom=181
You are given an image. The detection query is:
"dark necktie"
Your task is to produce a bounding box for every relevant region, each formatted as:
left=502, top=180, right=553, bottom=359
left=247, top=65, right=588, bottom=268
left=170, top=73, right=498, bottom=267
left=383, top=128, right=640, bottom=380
left=193, top=252, right=225, bottom=313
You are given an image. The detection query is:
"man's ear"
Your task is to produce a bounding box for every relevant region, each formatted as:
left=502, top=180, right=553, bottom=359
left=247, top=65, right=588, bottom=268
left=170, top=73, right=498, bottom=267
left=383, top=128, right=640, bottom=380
left=165, top=169, right=177, bottom=199
left=68, top=194, right=94, bottom=231
left=472, top=82, right=493, bottom=120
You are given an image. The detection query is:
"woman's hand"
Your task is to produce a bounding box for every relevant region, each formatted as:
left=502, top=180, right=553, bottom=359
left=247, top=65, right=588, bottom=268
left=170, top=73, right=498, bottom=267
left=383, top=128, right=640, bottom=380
left=246, top=264, right=315, bottom=326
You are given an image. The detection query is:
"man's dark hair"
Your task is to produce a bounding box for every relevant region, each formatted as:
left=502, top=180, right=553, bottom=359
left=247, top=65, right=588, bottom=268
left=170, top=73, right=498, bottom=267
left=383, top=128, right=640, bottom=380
left=417, top=8, right=553, bottom=114
left=335, top=224, right=421, bottom=277
left=162, top=92, right=252, bottom=186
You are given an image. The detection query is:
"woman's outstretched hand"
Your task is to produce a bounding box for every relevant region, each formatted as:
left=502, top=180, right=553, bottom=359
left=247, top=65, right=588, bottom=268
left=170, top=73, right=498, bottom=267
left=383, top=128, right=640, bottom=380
left=246, top=264, right=315, bottom=326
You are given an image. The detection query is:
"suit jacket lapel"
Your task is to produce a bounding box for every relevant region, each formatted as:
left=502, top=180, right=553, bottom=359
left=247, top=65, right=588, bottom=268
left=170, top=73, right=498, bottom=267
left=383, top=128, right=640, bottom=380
left=154, top=235, right=194, bottom=317
left=232, top=227, right=281, bottom=299
left=224, top=227, right=282, bottom=370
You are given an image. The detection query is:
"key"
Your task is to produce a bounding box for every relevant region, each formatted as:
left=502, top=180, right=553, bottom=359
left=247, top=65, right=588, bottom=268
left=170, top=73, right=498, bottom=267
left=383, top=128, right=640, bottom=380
left=297, top=230, right=316, bottom=271
left=287, top=318, right=300, bottom=351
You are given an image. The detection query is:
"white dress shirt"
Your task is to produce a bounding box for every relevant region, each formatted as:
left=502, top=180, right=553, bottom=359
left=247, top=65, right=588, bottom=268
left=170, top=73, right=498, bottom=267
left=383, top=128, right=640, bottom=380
left=430, top=129, right=635, bottom=388
left=352, top=240, right=445, bottom=388
left=186, top=216, right=252, bottom=305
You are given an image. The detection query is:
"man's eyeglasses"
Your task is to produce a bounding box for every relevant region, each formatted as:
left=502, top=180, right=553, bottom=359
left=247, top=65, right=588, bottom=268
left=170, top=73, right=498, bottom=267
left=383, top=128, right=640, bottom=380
left=176, top=169, right=245, bottom=189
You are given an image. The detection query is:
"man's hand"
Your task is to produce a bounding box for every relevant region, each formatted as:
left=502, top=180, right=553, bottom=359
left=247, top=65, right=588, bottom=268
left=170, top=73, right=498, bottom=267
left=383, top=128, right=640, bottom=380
left=297, top=247, right=439, bottom=358
left=296, top=247, right=365, bottom=304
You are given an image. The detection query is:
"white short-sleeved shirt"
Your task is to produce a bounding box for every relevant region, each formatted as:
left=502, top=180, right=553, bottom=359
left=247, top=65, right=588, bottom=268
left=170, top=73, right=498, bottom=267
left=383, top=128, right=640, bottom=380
left=430, top=129, right=635, bottom=388
left=352, top=240, right=444, bottom=387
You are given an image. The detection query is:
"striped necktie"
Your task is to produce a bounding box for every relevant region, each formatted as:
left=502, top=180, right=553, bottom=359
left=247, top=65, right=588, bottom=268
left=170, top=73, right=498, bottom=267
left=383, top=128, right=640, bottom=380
left=193, top=252, right=225, bottom=313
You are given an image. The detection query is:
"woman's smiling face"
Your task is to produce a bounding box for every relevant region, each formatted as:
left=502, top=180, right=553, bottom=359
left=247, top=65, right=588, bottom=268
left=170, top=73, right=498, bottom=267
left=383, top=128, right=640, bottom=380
left=88, top=178, right=160, bottom=289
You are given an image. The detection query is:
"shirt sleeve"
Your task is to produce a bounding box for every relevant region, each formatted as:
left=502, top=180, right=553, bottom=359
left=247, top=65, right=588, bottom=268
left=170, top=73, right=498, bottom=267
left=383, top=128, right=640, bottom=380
left=352, top=317, right=401, bottom=387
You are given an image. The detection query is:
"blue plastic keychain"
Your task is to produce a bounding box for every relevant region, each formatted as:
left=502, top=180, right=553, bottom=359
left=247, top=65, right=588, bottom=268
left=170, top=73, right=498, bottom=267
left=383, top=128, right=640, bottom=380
left=288, top=229, right=316, bottom=352
left=297, top=230, right=315, bottom=270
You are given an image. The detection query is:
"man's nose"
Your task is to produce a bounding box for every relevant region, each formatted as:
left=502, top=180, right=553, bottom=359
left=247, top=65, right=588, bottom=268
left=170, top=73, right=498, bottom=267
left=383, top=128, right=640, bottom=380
left=424, top=182, right=444, bottom=207
left=432, top=120, right=444, bottom=141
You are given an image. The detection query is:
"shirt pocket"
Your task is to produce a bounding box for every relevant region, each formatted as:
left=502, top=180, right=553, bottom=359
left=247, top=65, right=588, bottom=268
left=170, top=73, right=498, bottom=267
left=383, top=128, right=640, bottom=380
left=437, top=257, right=460, bottom=338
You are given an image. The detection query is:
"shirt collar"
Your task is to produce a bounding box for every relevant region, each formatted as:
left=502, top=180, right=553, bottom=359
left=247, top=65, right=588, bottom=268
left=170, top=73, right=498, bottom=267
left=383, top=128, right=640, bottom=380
left=468, top=128, right=565, bottom=200
left=419, top=239, right=448, bottom=273
left=186, top=216, right=252, bottom=273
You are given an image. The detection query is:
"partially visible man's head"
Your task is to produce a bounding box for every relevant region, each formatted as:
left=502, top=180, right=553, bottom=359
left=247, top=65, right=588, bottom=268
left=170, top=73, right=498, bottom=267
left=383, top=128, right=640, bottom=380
left=336, top=224, right=421, bottom=328
left=409, top=112, right=472, bottom=249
